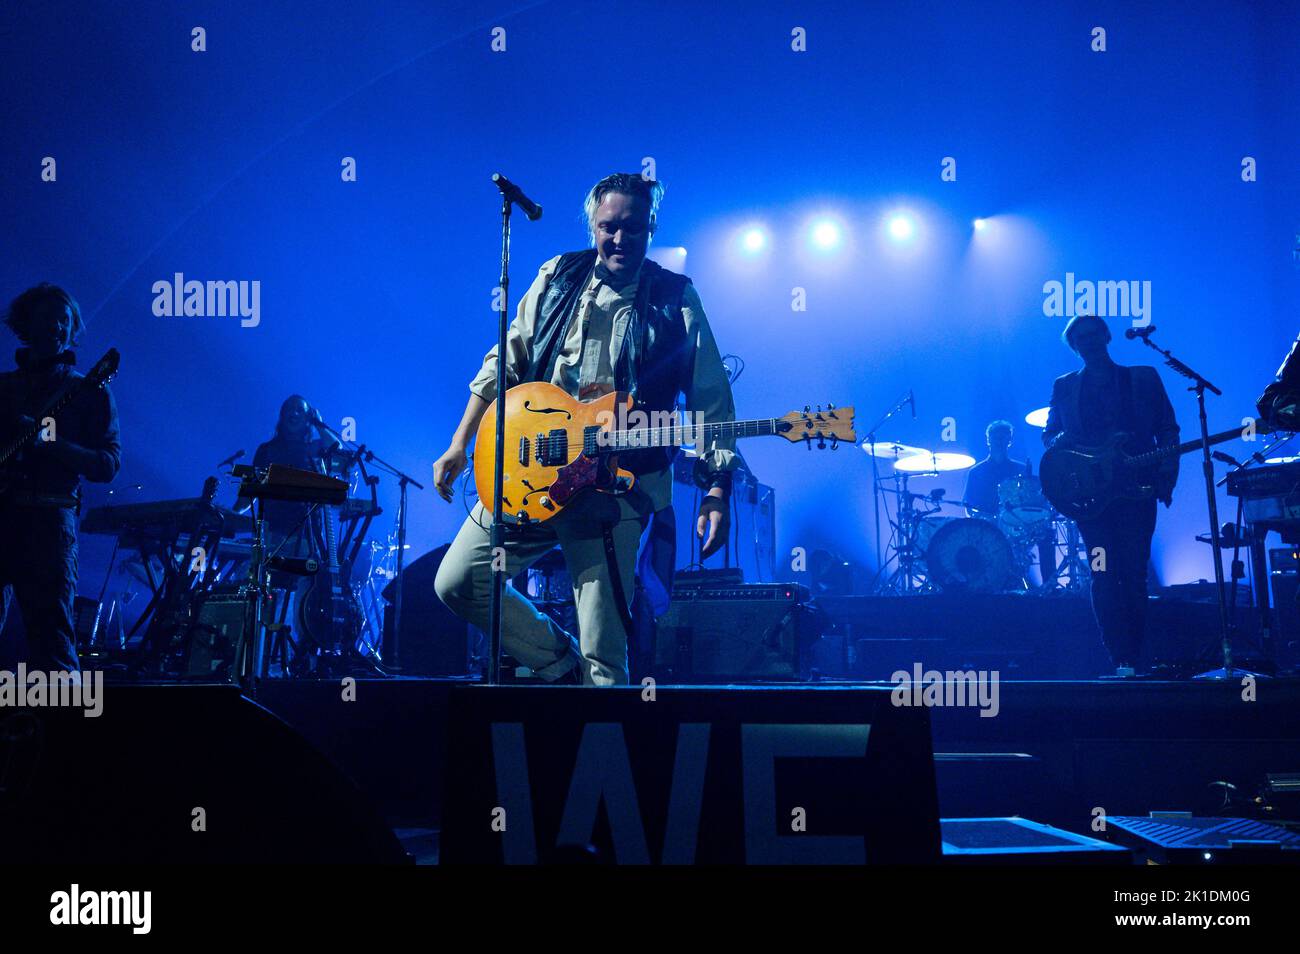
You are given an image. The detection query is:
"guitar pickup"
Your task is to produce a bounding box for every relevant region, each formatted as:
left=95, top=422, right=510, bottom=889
left=537, top=429, right=568, bottom=466
left=518, top=436, right=530, bottom=466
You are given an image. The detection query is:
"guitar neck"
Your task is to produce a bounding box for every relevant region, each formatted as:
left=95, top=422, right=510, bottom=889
left=1126, top=425, right=1250, bottom=469
left=0, top=350, right=116, bottom=466
left=0, top=383, right=84, bottom=465
left=603, top=418, right=786, bottom=452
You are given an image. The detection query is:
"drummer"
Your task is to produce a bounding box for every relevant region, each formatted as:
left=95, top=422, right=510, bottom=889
left=963, top=420, right=1029, bottom=516
left=964, top=419, right=1056, bottom=586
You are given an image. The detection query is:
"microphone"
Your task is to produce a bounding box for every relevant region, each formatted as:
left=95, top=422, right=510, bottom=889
left=909, top=389, right=916, bottom=419
left=492, top=173, right=543, bottom=221
left=218, top=449, right=245, bottom=469
left=267, top=555, right=319, bottom=576
left=1125, top=325, right=1157, bottom=340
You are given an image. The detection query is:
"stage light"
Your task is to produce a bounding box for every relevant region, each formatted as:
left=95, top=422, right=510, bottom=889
left=887, top=213, right=916, bottom=242
left=810, top=218, right=842, bottom=250
left=740, top=227, right=767, bottom=253
left=973, top=218, right=988, bottom=232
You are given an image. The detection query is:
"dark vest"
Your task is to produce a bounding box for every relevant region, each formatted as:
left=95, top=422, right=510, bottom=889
left=526, top=250, right=693, bottom=472
left=526, top=250, right=692, bottom=410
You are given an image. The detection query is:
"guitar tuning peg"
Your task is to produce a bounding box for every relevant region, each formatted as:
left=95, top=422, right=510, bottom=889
left=828, top=402, right=835, bottom=410
left=803, top=404, right=811, bottom=415
left=817, top=436, right=827, bottom=449
left=804, top=434, right=812, bottom=450
left=831, top=436, right=839, bottom=449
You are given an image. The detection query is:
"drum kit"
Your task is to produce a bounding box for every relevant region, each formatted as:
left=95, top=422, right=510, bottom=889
left=863, top=405, right=1090, bottom=596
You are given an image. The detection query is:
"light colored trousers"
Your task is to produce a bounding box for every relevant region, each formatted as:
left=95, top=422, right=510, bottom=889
left=434, top=492, right=649, bottom=685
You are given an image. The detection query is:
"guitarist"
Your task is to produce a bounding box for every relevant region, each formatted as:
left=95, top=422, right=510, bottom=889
left=432, top=173, right=739, bottom=686
left=0, top=284, right=121, bottom=674
left=1043, top=315, right=1179, bottom=676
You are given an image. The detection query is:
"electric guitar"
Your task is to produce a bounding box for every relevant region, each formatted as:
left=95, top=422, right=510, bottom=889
left=1040, top=420, right=1269, bottom=520
left=474, top=381, right=856, bottom=524
left=0, top=348, right=120, bottom=494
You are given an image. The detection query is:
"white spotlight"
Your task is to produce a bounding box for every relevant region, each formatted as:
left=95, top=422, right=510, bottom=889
left=888, top=214, right=916, bottom=242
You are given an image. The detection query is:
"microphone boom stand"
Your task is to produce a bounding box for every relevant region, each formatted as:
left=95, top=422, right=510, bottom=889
left=1136, top=332, right=1257, bottom=679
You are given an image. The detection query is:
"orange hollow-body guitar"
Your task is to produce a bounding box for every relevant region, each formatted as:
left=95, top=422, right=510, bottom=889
left=475, top=381, right=855, bottom=524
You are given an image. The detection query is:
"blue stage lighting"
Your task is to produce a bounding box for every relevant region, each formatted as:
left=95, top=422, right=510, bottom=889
left=973, top=217, right=988, bottom=231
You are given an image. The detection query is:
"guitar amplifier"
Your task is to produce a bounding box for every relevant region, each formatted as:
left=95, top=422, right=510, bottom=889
left=653, top=584, right=817, bottom=683
left=184, top=587, right=248, bottom=680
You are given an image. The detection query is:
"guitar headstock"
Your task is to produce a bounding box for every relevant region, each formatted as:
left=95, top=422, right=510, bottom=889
left=87, top=348, right=120, bottom=387
left=776, top=404, right=856, bottom=448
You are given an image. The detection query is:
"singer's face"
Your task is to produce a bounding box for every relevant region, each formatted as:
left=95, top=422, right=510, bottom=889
left=593, top=192, right=652, bottom=279
left=1072, top=323, right=1111, bottom=364
left=280, top=398, right=310, bottom=437
left=26, top=299, right=74, bottom=359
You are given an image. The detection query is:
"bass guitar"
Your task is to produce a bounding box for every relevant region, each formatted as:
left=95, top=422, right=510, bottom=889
left=1040, top=420, right=1268, bottom=520
left=474, top=381, right=856, bottom=524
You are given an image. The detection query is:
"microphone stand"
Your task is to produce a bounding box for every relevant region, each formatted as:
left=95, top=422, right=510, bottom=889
left=1135, top=332, right=1256, bottom=679
left=486, top=192, right=514, bottom=686
left=484, top=173, right=540, bottom=684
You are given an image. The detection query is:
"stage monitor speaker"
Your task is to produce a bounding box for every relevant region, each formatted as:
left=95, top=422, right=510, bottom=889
left=0, top=684, right=408, bottom=863
left=1105, top=814, right=1300, bottom=864
left=940, top=817, right=1130, bottom=865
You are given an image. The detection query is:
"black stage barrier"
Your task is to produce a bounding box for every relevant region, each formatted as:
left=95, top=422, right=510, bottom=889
left=440, top=685, right=940, bottom=864
left=0, top=684, right=408, bottom=863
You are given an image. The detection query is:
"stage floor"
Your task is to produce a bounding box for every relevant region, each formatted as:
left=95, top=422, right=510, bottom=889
left=250, top=675, right=1300, bottom=852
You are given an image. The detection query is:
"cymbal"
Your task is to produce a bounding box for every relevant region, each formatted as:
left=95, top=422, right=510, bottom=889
left=861, top=440, right=928, bottom=459
left=1024, top=407, right=1050, bottom=428
left=893, top=451, right=977, bottom=474
left=1265, top=455, right=1300, bottom=465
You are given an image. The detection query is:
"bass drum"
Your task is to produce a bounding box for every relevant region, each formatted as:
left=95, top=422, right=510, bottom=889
left=923, top=517, right=1018, bottom=593
left=913, top=516, right=963, bottom=573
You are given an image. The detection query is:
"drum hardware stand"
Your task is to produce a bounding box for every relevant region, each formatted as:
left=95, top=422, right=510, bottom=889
left=878, top=476, right=940, bottom=595
left=1050, top=517, right=1091, bottom=594
left=1134, top=331, right=1259, bottom=679
left=864, top=392, right=916, bottom=585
